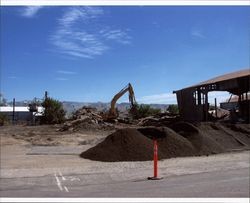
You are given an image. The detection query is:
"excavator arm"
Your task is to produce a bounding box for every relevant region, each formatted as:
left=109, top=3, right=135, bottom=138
left=108, top=83, right=136, bottom=119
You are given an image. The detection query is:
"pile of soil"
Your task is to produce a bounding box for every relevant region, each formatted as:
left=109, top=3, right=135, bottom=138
left=80, top=128, right=154, bottom=162
left=80, top=126, right=215, bottom=162
left=157, top=127, right=197, bottom=159
left=138, top=127, right=197, bottom=158
left=170, top=122, right=224, bottom=155
left=198, top=122, right=250, bottom=150
left=80, top=122, right=250, bottom=162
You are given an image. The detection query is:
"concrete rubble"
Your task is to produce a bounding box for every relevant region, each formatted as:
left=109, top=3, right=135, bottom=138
left=59, top=105, right=232, bottom=132
left=60, top=106, right=114, bottom=131
left=137, top=112, right=179, bottom=126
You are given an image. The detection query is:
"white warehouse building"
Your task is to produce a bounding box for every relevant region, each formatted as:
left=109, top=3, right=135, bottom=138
left=0, top=106, right=44, bottom=122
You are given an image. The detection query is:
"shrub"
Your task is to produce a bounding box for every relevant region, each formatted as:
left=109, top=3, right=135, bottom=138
left=167, top=104, right=179, bottom=114
left=131, top=104, right=161, bottom=119
left=0, top=113, right=8, bottom=126
left=41, top=97, right=66, bottom=124
left=0, top=93, right=7, bottom=106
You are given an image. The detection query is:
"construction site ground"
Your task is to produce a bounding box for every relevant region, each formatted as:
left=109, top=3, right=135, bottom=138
left=0, top=124, right=249, bottom=198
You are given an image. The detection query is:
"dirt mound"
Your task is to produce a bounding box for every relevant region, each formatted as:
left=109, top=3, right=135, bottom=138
left=137, top=127, right=166, bottom=139
left=158, top=127, right=197, bottom=158
left=80, top=128, right=154, bottom=162
left=170, top=122, right=224, bottom=155
left=80, top=122, right=249, bottom=162
left=198, top=122, right=250, bottom=150
left=81, top=127, right=204, bottom=162
left=138, top=127, right=197, bottom=158
left=170, top=121, right=199, bottom=133
left=228, top=124, right=250, bottom=135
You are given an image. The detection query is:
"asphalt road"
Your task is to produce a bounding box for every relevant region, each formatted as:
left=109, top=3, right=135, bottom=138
left=0, top=168, right=249, bottom=197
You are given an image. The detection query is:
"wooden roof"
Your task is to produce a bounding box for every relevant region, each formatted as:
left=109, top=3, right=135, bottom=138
left=195, top=69, right=250, bottom=87
left=175, top=68, right=250, bottom=92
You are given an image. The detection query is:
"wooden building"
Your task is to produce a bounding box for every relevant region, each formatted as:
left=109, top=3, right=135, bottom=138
left=173, top=69, right=250, bottom=122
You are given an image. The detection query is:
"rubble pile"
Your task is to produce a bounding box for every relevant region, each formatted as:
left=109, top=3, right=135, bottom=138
left=208, top=108, right=230, bottom=120
left=137, top=108, right=232, bottom=127
left=60, top=106, right=114, bottom=131
left=137, top=112, right=180, bottom=126
left=72, top=106, right=101, bottom=120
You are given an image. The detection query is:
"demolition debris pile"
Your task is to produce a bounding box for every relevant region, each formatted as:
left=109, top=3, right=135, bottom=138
left=137, top=112, right=180, bottom=126
left=60, top=106, right=113, bottom=131
left=81, top=122, right=250, bottom=162
left=136, top=107, right=232, bottom=127
left=59, top=104, right=182, bottom=131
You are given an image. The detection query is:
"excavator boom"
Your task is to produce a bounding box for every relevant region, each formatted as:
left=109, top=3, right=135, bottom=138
left=108, top=83, right=136, bottom=119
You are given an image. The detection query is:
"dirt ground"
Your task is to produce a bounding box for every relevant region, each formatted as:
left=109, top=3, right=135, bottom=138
left=1, top=125, right=249, bottom=180
left=1, top=122, right=249, bottom=161
left=0, top=123, right=249, bottom=198
left=0, top=124, right=114, bottom=146
left=0, top=122, right=249, bottom=175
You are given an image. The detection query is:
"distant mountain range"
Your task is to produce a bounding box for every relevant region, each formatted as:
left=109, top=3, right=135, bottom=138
left=61, top=101, right=170, bottom=116
left=6, top=100, right=170, bottom=116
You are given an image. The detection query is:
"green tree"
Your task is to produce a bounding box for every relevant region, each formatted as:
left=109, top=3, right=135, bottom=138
left=41, top=97, right=66, bottom=124
left=28, top=98, right=41, bottom=112
left=0, top=93, right=7, bottom=106
left=167, top=104, right=179, bottom=114
left=131, top=104, right=161, bottom=119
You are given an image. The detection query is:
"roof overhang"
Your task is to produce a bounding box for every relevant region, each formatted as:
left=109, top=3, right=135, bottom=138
left=174, top=68, right=250, bottom=94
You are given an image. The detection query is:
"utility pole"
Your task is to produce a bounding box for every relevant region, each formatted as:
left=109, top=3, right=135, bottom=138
left=45, top=91, right=48, bottom=100
left=12, top=98, right=15, bottom=124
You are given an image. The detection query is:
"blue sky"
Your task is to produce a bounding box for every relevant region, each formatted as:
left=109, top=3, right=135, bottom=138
left=1, top=6, right=249, bottom=104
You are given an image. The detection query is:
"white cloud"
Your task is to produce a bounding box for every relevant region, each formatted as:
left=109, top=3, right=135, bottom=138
left=59, top=7, right=103, bottom=27
left=191, top=29, right=206, bottom=39
left=51, top=7, right=131, bottom=59
left=51, top=29, right=108, bottom=59
left=21, top=6, right=43, bottom=18
left=57, top=70, right=77, bottom=74
left=138, top=93, right=177, bottom=104
left=101, top=29, right=131, bottom=44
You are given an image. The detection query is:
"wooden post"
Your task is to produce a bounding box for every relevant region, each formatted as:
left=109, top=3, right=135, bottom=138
left=198, top=89, right=201, bottom=105
left=215, top=98, right=218, bottom=118
left=204, top=89, right=209, bottom=121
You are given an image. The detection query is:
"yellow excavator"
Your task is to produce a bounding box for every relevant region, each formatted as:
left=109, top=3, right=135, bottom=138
left=103, top=83, right=137, bottom=121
